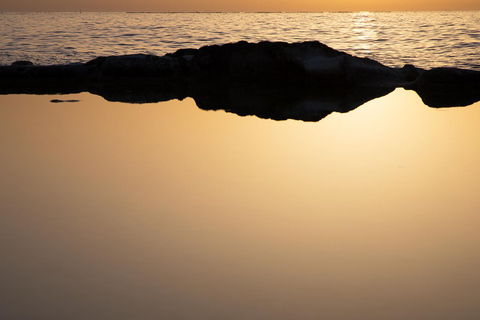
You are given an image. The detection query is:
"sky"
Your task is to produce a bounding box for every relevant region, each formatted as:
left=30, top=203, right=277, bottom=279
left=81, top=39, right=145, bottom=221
left=1, top=0, right=480, bottom=12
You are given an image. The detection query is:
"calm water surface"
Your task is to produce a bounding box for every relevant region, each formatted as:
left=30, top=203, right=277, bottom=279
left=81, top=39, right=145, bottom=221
left=1, top=91, right=480, bottom=319
left=0, top=11, right=479, bottom=70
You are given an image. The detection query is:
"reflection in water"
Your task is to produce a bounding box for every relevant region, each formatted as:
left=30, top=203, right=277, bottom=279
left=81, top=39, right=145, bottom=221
left=1, top=90, right=480, bottom=320
left=191, top=83, right=394, bottom=121
left=2, top=78, right=480, bottom=122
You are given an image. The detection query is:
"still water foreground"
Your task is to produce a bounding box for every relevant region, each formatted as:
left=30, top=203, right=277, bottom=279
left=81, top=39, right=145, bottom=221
left=1, top=90, right=480, bottom=319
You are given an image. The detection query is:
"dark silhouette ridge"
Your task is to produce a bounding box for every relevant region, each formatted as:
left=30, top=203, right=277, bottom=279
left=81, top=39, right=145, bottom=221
left=404, top=68, right=480, bottom=108
left=189, top=81, right=395, bottom=121
left=0, top=79, right=394, bottom=122
left=1, top=41, right=480, bottom=121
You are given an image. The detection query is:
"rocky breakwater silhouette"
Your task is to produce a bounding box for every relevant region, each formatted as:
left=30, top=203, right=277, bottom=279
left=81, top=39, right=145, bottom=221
left=1, top=41, right=479, bottom=121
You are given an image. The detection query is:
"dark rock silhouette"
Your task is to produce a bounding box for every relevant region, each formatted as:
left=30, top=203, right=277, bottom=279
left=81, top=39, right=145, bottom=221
left=1, top=41, right=480, bottom=120
left=405, top=67, right=480, bottom=108
left=165, top=41, right=418, bottom=85
left=1, top=41, right=419, bottom=85
left=0, top=77, right=394, bottom=122
left=190, top=81, right=394, bottom=121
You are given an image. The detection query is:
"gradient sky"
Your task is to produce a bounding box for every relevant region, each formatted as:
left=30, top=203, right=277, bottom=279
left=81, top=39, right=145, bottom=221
left=1, top=0, right=480, bottom=12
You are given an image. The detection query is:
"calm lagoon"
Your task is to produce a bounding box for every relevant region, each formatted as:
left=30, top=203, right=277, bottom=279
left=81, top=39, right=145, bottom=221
left=1, top=90, right=480, bottom=319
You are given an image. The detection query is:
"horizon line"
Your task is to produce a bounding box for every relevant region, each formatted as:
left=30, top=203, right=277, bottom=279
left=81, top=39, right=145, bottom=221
left=1, top=9, right=480, bottom=13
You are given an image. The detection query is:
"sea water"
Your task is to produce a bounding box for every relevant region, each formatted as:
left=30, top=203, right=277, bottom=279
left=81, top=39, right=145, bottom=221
left=1, top=11, right=479, bottom=70
left=1, top=10, right=480, bottom=320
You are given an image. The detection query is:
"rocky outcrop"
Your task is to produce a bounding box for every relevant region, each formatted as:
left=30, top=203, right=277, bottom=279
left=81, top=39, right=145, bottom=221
left=0, top=41, right=422, bottom=86
left=1, top=41, right=479, bottom=121
left=405, top=67, right=480, bottom=107
left=166, top=41, right=420, bottom=85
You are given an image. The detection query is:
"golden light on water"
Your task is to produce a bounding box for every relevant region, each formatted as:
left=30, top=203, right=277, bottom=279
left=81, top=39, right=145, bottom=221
left=351, top=12, right=377, bottom=56
left=1, top=90, right=480, bottom=319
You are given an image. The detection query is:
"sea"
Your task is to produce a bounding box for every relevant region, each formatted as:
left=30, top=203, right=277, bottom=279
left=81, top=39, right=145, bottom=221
left=2, top=11, right=480, bottom=320
left=0, top=11, right=479, bottom=70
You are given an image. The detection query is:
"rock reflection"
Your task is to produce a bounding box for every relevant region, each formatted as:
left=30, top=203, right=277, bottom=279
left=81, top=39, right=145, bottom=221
left=2, top=78, right=480, bottom=121
left=0, top=80, right=397, bottom=121
left=2, top=41, right=480, bottom=120
left=191, top=83, right=394, bottom=121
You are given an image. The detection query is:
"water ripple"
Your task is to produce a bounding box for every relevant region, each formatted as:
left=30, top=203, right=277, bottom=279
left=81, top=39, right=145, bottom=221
left=0, top=11, right=479, bottom=70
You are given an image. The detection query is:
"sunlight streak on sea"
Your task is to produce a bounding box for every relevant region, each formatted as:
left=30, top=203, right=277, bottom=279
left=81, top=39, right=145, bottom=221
left=0, top=11, right=479, bottom=70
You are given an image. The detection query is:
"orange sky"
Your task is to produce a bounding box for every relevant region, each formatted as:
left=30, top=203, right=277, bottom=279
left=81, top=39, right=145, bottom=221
left=1, top=0, right=480, bottom=12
